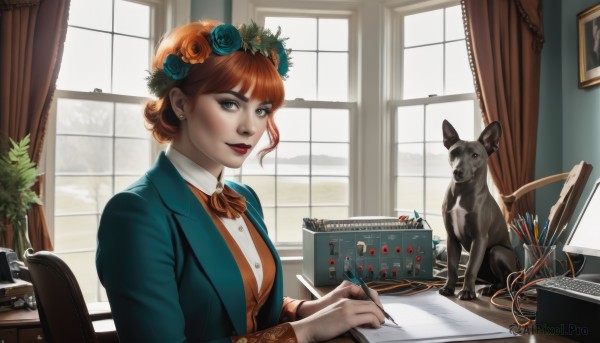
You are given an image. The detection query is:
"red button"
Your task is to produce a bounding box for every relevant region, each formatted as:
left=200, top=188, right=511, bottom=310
left=329, top=259, right=335, bottom=266
left=358, top=265, right=364, bottom=271
left=416, top=256, right=422, bottom=262
left=395, top=246, right=401, bottom=254
left=368, top=265, right=373, bottom=272
left=406, top=246, right=413, bottom=254
left=381, top=245, right=389, bottom=254
left=369, top=248, right=376, bottom=256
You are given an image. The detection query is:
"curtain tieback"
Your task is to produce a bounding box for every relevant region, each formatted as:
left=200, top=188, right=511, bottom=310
left=208, top=183, right=247, bottom=219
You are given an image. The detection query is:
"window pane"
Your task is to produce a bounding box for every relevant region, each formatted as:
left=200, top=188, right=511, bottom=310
left=58, top=28, right=112, bottom=92
left=54, top=176, right=112, bottom=215
left=243, top=176, right=276, bottom=206
left=426, top=178, right=450, bottom=214
left=318, top=52, right=348, bottom=101
left=284, top=52, right=317, bottom=100
left=57, top=99, right=113, bottom=135
left=396, top=177, right=423, bottom=213
left=425, top=101, right=474, bottom=141
left=425, top=143, right=448, bottom=177
left=114, top=0, right=150, bottom=37
left=319, top=18, right=348, bottom=51
left=403, top=45, right=443, bottom=99
left=404, top=9, right=443, bottom=47
left=445, top=41, right=474, bottom=95
left=311, top=143, right=349, bottom=175
left=56, top=136, right=113, bottom=174
left=397, top=143, right=423, bottom=175
left=277, top=142, right=310, bottom=175
left=311, top=206, right=348, bottom=220
left=312, top=177, right=348, bottom=205
left=115, top=103, right=148, bottom=138
left=277, top=177, right=309, bottom=205
left=397, top=106, right=424, bottom=142
left=68, top=0, right=112, bottom=31
left=58, top=252, right=97, bottom=301
left=312, top=109, right=349, bottom=142
left=245, top=154, right=276, bottom=175
left=115, top=176, right=140, bottom=192
left=445, top=6, right=464, bottom=41
left=277, top=108, right=310, bottom=141
left=54, top=215, right=99, bottom=250
left=276, top=207, right=307, bottom=243
left=265, top=17, right=317, bottom=50
left=113, top=35, right=150, bottom=96
left=115, top=138, right=151, bottom=174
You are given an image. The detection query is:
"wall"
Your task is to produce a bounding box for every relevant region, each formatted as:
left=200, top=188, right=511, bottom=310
left=559, top=0, right=600, bottom=274
left=191, top=0, right=231, bottom=23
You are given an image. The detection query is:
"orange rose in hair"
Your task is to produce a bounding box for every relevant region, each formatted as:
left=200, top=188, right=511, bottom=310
left=179, top=33, right=211, bottom=64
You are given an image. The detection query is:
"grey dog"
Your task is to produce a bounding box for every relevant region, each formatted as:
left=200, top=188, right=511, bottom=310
left=438, top=120, right=518, bottom=300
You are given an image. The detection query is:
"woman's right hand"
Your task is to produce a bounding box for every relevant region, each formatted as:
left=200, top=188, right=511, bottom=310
left=289, top=298, right=385, bottom=343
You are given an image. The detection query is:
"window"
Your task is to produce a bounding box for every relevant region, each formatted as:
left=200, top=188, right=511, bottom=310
left=46, top=0, right=162, bottom=301
left=226, top=11, right=356, bottom=246
left=391, top=3, right=478, bottom=240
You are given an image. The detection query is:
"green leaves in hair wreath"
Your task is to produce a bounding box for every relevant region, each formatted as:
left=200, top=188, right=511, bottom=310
left=238, top=21, right=286, bottom=57
left=0, top=134, right=42, bottom=258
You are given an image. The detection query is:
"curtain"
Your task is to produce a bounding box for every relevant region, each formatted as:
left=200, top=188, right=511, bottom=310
left=0, top=0, right=71, bottom=251
left=462, top=0, right=544, bottom=222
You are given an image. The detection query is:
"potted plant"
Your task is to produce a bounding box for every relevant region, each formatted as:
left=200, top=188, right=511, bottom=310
left=0, top=134, right=42, bottom=260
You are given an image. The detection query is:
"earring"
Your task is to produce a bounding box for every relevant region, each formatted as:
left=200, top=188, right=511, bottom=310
left=177, top=114, right=185, bottom=120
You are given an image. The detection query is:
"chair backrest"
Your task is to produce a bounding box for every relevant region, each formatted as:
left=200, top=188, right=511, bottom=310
left=501, top=161, right=593, bottom=234
left=25, top=249, right=96, bottom=343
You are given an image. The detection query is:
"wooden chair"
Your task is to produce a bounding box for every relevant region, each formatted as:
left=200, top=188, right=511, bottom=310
left=501, top=161, right=593, bottom=235
left=24, top=249, right=118, bottom=343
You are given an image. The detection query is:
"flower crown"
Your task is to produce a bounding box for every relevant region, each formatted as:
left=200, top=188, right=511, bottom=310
left=147, top=21, right=292, bottom=98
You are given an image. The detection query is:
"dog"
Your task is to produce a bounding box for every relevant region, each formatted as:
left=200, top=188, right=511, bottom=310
left=438, top=120, right=518, bottom=300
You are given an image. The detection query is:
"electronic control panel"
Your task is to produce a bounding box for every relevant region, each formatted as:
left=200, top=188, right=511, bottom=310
left=302, top=227, right=433, bottom=286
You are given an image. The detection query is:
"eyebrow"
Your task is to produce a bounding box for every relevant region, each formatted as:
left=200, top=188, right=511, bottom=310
left=220, top=90, right=273, bottom=106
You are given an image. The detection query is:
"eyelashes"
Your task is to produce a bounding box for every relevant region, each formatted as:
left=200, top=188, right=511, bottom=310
left=218, top=99, right=272, bottom=117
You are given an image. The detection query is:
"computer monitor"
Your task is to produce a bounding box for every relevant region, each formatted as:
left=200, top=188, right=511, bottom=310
left=563, top=178, right=600, bottom=258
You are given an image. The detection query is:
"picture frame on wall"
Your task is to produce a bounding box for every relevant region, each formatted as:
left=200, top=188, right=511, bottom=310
left=577, top=3, right=600, bottom=88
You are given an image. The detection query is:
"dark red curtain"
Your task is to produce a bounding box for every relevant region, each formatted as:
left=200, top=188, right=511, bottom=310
left=462, top=0, right=544, bottom=222
left=0, top=0, right=71, bottom=251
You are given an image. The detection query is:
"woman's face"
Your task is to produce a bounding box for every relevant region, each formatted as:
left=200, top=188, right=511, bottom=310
left=172, top=84, right=272, bottom=177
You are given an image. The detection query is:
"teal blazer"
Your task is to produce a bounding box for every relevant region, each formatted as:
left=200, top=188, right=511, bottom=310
left=96, top=152, right=284, bottom=343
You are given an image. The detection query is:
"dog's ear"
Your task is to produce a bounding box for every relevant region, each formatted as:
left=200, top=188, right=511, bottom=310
left=442, top=120, right=460, bottom=150
left=478, top=121, right=502, bottom=156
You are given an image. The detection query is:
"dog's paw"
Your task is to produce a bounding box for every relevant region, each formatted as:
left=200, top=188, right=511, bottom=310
left=438, top=287, right=455, bottom=296
left=457, top=289, right=477, bottom=300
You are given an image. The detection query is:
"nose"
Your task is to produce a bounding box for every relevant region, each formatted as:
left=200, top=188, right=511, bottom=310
left=238, top=110, right=258, bottom=136
left=453, top=169, right=464, bottom=179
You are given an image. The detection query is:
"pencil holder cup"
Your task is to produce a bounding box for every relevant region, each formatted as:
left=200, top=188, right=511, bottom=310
left=523, top=244, right=556, bottom=281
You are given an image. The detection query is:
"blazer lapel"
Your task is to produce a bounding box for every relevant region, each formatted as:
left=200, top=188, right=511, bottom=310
left=147, top=153, right=247, bottom=335
left=226, top=182, right=283, bottom=326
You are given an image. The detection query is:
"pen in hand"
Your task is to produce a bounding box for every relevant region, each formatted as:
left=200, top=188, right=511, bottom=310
left=343, top=270, right=400, bottom=327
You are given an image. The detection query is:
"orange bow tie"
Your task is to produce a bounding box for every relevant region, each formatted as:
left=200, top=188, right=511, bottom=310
left=208, top=183, right=247, bottom=219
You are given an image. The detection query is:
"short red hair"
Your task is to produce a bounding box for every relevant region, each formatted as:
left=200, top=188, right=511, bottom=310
left=144, top=20, right=284, bottom=160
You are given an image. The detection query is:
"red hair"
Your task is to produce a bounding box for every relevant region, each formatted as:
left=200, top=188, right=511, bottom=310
left=144, top=20, right=284, bottom=161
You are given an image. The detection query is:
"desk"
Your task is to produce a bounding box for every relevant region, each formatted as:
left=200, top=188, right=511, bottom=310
left=0, top=302, right=111, bottom=343
left=296, top=274, right=576, bottom=343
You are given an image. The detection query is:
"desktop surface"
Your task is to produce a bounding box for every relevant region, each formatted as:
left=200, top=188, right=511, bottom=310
left=296, top=274, right=577, bottom=343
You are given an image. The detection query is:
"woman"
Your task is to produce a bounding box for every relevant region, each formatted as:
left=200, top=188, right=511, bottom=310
left=96, top=19, right=385, bottom=343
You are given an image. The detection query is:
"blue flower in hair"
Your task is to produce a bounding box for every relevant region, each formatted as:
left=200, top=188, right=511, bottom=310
left=163, top=54, right=191, bottom=80
left=275, top=41, right=289, bottom=78
left=210, top=24, right=242, bottom=55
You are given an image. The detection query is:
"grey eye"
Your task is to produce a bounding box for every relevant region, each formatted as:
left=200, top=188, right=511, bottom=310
left=472, top=153, right=479, bottom=159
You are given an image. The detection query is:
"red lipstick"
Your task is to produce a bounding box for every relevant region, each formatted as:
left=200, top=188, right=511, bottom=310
left=227, top=143, right=251, bottom=155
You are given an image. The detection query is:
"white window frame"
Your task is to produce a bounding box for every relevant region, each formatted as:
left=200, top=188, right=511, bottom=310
left=41, top=0, right=187, bottom=301
left=233, top=1, right=362, bottom=251
left=388, top=1, right=481, bottom=238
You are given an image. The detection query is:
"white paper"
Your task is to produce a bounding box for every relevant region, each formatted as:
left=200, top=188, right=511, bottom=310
left=352, top=291, right=517, bottom=343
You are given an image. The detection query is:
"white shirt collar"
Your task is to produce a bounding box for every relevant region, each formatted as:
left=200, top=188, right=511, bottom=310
left=165, top=144, right=224, bottom=196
